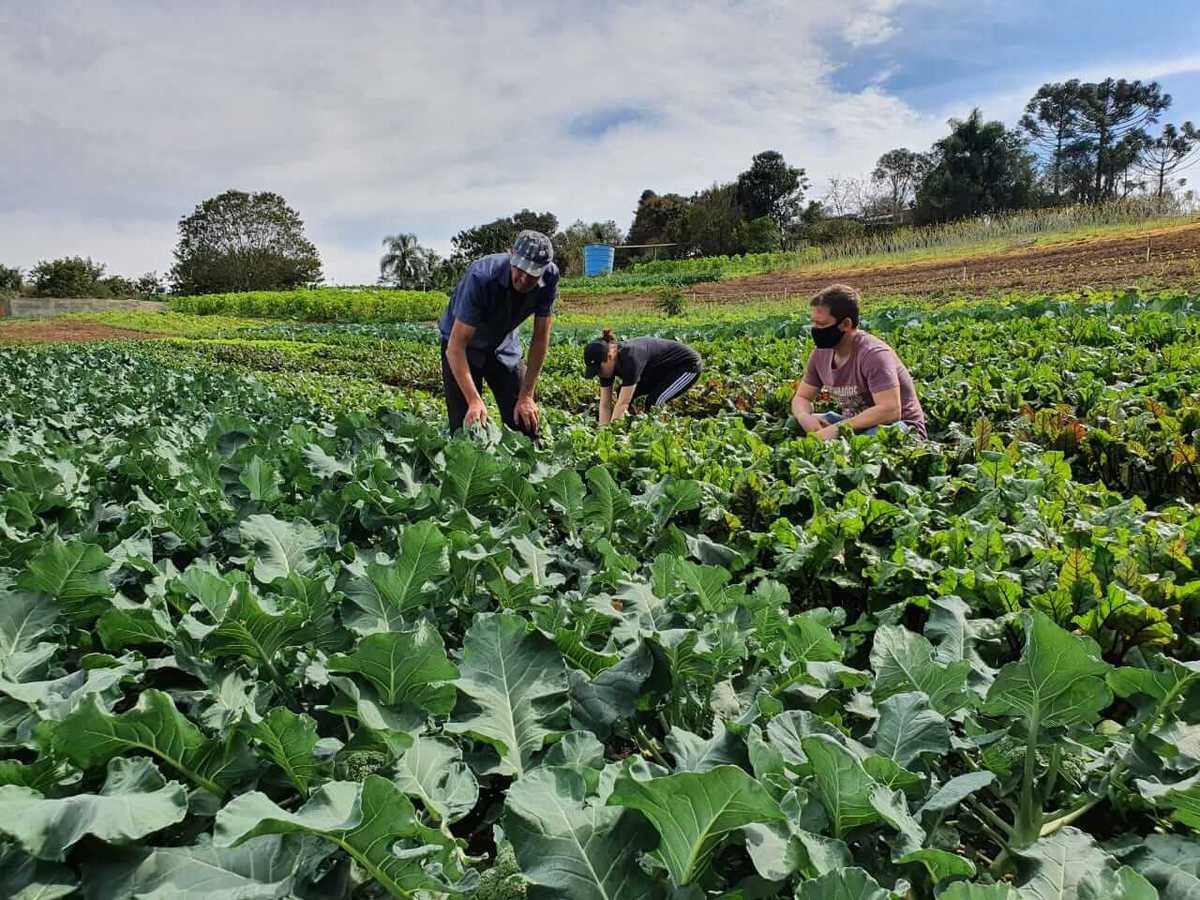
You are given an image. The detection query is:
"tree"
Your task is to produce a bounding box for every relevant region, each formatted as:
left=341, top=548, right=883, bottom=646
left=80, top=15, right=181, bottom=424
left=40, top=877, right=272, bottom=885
left=821, top=176, right=857, bottom=217
left=450, top=210, right=558, bottom=262
left=0, top=264, right=22, bottom=293
left=169, top=190, right=322, bottom=294
left=98, top=275, right=137, bottom=297
left=1137, top=121, right=1200, bottom=198
left=135, top=272, right=166, bottom=298
left=1074, top=79, right=1171, bottom=202
left=736, top=216, right=781, bottom=253
left=736, top=150, right=809, bottom=230
left=684, top=182, right=743, bottom=257
left=552, top=220, right=625, bottom=277
left=1020, top=81, right=1082, bottom=201
left=871, top=149, right=932, bottom=217
left=914, top=109, right=1038, bottom=224
left=380, top=233, right=437, bottom=289
left=625, top=190, right=690, bottom=263
left=431, top=257, right=468, bottom=293
left=29, top=256, right=107, bottom=297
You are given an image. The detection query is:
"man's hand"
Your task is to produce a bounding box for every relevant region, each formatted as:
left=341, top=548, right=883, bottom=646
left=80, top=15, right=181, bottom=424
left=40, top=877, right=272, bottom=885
left=464, top=398, right=489, bottom=428
left=797, top=413, right=826, bottom=433
left=514, top=395, right=539, bottom=432
left=814, top=423, right=840, bottom=442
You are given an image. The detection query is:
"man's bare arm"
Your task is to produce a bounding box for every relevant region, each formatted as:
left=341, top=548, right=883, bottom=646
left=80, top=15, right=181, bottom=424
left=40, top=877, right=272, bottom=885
left=843, top=385, right=902, bottom=431
left=791, top=381, right=825, bottom=432
left=447, top=320, right=486, bottom=425
left=521, top=315, right=553, bottom=399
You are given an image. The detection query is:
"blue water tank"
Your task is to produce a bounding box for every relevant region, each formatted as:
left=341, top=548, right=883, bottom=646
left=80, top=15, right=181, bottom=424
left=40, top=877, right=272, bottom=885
left=583, top=243, right=615, bottom=277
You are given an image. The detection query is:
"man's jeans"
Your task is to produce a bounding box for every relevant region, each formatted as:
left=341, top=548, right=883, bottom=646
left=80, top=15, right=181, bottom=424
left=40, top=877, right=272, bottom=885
left=819, top=411, right=909, bottom=436
left=440, top=342, right=536, bottom=438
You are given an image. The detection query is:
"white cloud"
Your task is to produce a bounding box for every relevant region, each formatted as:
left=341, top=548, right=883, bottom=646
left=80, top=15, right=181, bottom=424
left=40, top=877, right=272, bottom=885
left=929, top=53, right=1200, bottom=132
left=0, top=1, right=945, bottom=283
left=842, top=0, right=906, bottom=46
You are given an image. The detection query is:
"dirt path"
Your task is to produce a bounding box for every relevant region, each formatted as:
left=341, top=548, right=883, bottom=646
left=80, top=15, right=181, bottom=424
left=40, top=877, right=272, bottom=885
left=0, top=321, right=163, bottom=345
left=565, top=222, right=1200, bottom=312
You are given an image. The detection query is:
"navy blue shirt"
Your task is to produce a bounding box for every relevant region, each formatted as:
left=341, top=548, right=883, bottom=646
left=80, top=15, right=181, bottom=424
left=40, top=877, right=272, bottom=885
left=437, top=253, right=558, bottom=366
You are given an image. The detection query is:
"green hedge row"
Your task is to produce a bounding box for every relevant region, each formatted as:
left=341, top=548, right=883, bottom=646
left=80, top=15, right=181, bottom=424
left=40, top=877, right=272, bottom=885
left=170, top=288, right=448, bottom=322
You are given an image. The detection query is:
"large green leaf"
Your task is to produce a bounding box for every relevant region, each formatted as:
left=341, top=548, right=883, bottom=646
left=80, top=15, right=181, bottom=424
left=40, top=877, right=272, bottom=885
left=1013, top=827, right=1120, bottom=900
left=870, top=625, right=970, bottom=714
left=582, top=466, right=632, bottom=536
left=0, top=757, right=187, bottom=861
left=250, top=708, right=322, bottom=797
left=793, top=867, right=893, bottom=899
left=51, top=691, right=250, bottom=795
left=441, top=441, right=499, bottom=509
left=872, top=692, right=950, bottom=768
left=327, top=621, right=457, bottom=715
left=95, top=606, right=172, bottom=652
left=446, top=612, right=569, bottom=776
left=505, top=767, right=664, bottom=899
left=541, top=467, right=586, bottom=532
left=916, top=771, right=996, bottom=820
left=0, top=844, right=76, bottom=900
left=393, top=735, right=478, bottom=824
left=767, top=710, right=868, bottom=769
left=239, top=455, right=283, bottom=503
left=204, top=584, right=310, bottom=672
left=607, top=764, right=784, bottom=886
left=327, top=675, right=421, bottom=742
left=743, top=820, right=852, bottom=882
left=939, top=885, right=1019, bottom=899
left=1114, top=834, right=1200, bottom=899
left=569, top=640, right=654, bottom=739
left=341, top=520, right=448, bottom=633
left=237, top=514, right=324, bottom=584
left=984, top=610, right=1111, bottom=730
left=0, top=588, right=58, bottom=681
left=897, top=848, right=975, bottom=883
left=16, top=538, right=113, bottom=621
left=81, top=834, right=322, bottom=900
left=214, top=775, right=474, bottom=897
left=666, top=722, right=749, bottom=773
left=170, top=561, right=242, bottom=621
left=782, top=612, right=843, bottom=664
left=801, top=735, right=881, bottom=838
left=1140, top=775, right=1200, bottom=829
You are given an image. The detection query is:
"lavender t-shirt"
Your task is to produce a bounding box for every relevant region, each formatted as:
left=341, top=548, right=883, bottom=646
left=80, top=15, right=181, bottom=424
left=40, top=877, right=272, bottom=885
left=802, top=331, right=927, bottom=437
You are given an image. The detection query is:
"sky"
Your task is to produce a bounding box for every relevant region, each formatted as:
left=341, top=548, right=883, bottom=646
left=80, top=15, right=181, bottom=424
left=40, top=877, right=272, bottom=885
left=2, top=0, right=1198, bottom=284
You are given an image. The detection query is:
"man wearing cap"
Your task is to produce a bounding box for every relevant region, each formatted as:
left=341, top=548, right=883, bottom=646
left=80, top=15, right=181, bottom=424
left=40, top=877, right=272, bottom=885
left=438, top=230, right=558, bottom=438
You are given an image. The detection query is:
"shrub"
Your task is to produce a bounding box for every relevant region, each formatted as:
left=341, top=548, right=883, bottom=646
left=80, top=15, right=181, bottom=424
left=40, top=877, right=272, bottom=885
left=654, top=287, right=687, bottom=317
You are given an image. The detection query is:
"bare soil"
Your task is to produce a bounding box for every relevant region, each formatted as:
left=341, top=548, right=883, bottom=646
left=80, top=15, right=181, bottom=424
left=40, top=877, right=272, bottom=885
left=564, top=222, right=1200, bottom=313
left=0, top=321, right=163, bottom=345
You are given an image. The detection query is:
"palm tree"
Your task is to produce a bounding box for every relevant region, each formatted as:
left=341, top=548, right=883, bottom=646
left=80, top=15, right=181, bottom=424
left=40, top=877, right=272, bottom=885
left=380, top=233, right=430, bottom=289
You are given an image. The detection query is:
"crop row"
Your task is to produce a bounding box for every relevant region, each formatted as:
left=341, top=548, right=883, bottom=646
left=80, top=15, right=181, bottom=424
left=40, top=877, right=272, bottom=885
left=112, top=291, right=1200, bottom=505
left=170, top=287, right=448, bottom=322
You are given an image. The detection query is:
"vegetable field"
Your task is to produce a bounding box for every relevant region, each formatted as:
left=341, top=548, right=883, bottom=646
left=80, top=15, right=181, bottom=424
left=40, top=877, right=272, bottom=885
left=2, top=288, right=1200, bottom=899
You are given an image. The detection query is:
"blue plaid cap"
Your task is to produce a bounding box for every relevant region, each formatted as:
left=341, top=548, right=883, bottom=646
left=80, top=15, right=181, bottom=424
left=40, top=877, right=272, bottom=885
left=511, top=230, right=554, bottom=276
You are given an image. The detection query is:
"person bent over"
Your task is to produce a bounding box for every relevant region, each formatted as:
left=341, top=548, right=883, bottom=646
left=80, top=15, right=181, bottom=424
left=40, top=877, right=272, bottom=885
left=438, top=230, right=557, bottom=438
left=582, top=330, right=703, bottom=424
left=791, top=284, right=926, bottom=441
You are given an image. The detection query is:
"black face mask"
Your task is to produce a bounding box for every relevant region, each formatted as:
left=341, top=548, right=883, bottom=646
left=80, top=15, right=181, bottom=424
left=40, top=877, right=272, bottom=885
left=811, top=320, right=846, bottom=349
